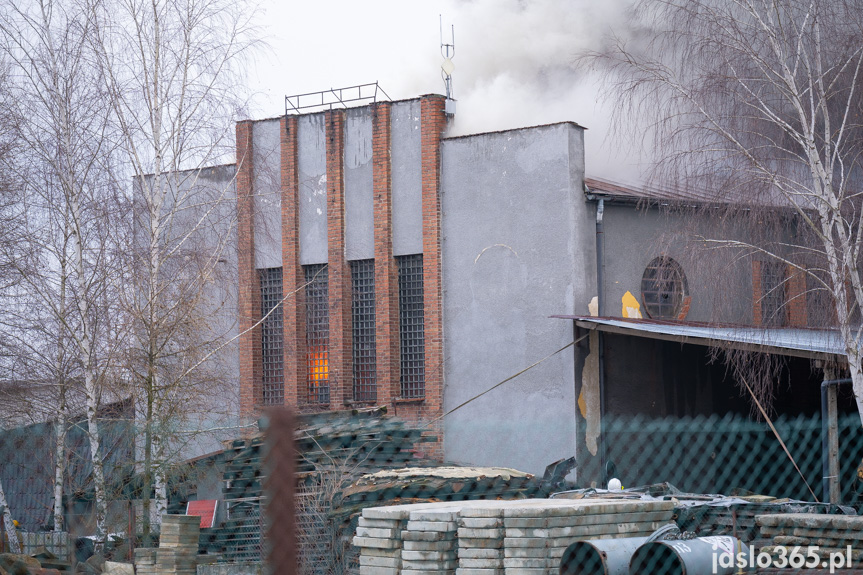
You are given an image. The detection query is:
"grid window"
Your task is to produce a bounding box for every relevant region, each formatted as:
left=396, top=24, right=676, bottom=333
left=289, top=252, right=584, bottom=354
left=641, top=256, right=688, bottom=319
left=397, top=254, right=425, bottom=398
left=259, top=267, right=284, bottom=406
left=351, top=260, right=377, bottom=402
left=761, top=261, right=788, bottom=327
left=304, top=264, right=330, bottom=404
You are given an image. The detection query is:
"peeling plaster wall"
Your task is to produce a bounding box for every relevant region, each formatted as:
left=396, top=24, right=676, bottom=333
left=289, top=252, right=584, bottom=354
left=298, top=113, right=328, bottom=265
left=252, top=119, right=282, bottom=269
left=440, top=123, right=595, bottom=475
left=579, top=331, right=601, bottom=456
left=344, top=108, right=374, bottom=261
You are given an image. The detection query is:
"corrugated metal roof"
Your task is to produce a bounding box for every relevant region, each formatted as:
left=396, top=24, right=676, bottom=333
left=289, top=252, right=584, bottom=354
left=552, top=316, right=846, bottom=360
left=583, top=177, right=798, bottom=209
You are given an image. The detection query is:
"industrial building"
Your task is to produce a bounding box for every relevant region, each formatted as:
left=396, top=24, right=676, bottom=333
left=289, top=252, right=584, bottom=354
left=205, top=91, right=855, bottom=489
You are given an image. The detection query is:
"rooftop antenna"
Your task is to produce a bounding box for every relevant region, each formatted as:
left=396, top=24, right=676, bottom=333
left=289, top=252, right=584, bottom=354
left=440, top=15, right=456, bottom=117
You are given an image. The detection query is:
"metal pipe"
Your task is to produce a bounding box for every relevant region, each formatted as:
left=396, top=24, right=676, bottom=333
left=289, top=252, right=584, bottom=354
left=629, top=537, right=748, bottom=575
left=560, top=537, right=651, bottom=575
left=821, top=378, right=851, bottom=503
left=595, top=198, right=608, bottom=484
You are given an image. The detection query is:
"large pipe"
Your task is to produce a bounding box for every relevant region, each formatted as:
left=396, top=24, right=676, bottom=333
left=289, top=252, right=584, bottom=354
left=629, top=537, right=748, bottom=575
left=560, top=537, right=651, bottom=575
left=821, top=378, right=851, bottom=503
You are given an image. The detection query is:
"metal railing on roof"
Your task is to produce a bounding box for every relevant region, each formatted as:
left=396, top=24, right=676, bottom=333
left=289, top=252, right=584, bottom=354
left=285, top=82, right=391, bottom=115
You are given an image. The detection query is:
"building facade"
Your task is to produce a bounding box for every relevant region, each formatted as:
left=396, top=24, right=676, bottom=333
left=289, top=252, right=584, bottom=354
left=232, top=95, right=594, bottom=471
left=223, top=93, right=850, bottom=482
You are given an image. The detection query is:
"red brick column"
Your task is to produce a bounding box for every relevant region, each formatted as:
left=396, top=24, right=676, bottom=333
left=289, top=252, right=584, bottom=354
left=281, top=115, right=304, bottom=407
left=326, top=110, right=350, bottom=407
left=787, top=264, right=808, bottom=327
left=237, top=120, right=260, bottom=417
left=752, top=260, right=763, bottom=325
left=372, top=102, right=398, bottom=405
left=417, top=95, right=447, bottom=458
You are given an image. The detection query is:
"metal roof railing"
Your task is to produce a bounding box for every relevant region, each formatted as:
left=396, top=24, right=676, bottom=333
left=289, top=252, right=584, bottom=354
left=285, top=82, right=391, bottom=115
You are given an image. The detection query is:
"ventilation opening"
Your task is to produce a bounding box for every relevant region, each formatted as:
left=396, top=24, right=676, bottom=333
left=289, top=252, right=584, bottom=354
left=641, top=256, right=689, bottom=319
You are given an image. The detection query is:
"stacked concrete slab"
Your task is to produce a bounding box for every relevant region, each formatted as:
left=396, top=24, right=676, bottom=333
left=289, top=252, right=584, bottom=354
left=402, top=508, right=460, bottom=575
left=354, top=504, right=415, bottom=575
left=457, top=506, right=505, bottom=575
left=757, top=513, right=863, bottom=566
left=134, top=515, right=201, bottom=575
left=503, top=500, right=674, bottom=575
left=354, top=499, right=675, bottom=575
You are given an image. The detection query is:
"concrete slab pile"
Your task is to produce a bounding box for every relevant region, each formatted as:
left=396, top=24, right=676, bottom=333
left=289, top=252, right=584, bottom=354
left=457, top=506, right=505, bottom=575
left=354, top=504, right=414, bottom=575
left=353, top=499, right=675, bottom=575
left=502, top=500, right=673, bottom=575
left=756, top=513, right=863, bottom=566
left=134, top=515, right=201, bottom=575
left=402, top=508, right=460, bottom=575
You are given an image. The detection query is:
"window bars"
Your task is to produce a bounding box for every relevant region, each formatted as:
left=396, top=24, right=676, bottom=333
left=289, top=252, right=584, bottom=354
left=304, top=264, right=330, bottom=404
left=351, top=260, right=377, bottom=402
left=641, top=256, right=688, bottom=319
left=397, top=254, right=425, bottom=398
left=259, top=267, right=284, bottom=406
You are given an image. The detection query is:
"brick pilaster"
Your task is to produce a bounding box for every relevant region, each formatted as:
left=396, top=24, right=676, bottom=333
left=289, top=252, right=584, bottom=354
left=752, top=260, right=763, bottom=325
left=410, top=95, right=447, bottom=459
left=236, top=120, right=260, bottom=417
left=326, top=110, right=350, bottom=407
left=787, top=264, right=808, bottom=327
left=373, top=102, right=397, bottom=405
left=281, top=115, right=304, bottom=407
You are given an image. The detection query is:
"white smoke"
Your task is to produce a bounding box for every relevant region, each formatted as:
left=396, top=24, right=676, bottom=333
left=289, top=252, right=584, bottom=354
left=250, top=0, right=645, bottom=183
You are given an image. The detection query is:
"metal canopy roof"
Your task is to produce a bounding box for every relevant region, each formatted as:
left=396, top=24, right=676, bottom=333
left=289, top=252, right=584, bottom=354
left=552, top=316, right=847, bottom=361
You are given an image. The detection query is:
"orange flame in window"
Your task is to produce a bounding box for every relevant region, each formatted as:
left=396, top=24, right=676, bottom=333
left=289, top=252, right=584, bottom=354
left=307, top=346, right=329, bottom=382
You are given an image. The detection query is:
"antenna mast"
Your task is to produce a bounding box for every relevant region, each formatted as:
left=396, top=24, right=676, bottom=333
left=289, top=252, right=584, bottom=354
left=440, top=15, right=456, bottom=117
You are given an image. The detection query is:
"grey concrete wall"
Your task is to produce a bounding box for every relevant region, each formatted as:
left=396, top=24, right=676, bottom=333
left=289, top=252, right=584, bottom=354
left=252, top=119, right=282, bottom=269
left=298, top=113, right=328, bottom=265
left=391, top=100, right=423, bottom=256
left=440, top=123, right=595, bottom=475
left=344, top=108, right=374, bottom=260
left=138, top=165, right=242, bottom=462
left=601, top=204, right=753, bottom=324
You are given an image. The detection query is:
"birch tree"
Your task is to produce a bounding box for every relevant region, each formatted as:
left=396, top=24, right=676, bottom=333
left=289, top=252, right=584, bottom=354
left=589, top=0, right=863, bottom=420
left=88, top=0, right=256, bottom=541
left=0, top=0, right=126, bottom=540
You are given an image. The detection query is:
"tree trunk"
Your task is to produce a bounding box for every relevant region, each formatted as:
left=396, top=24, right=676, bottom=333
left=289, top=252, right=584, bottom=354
left=0, top=478, right=21, bottom=554
left=53, top=411, right=67, bottom=532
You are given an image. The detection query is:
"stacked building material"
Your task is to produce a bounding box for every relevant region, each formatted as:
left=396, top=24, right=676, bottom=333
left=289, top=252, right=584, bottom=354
left=210, top=409, right=437, bottom=563
left=402, top=508, right=460, bottom=575
left=756, top=514, right=863, bottom=566
left=353, top=505, right=412, bottom=575
left=457, top=506, right=505, bottom=575
left=353, top=499, right=676, bottom=575
left=503, top=499, right=675, bottom=574
left=676, top=500, right=827, bottom=544
left=337, top=468, right=541, bottom=518
left=153, top=515, right=201, bottom=575
left=133, top=548, right=157, bottom=575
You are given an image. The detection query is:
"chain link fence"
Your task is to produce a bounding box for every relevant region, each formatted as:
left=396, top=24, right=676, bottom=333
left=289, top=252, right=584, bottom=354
left=2, top=405, right=863, bottom=574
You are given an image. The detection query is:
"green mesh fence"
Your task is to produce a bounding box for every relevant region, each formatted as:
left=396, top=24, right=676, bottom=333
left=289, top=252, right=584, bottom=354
left=2, top=407, right=863, bottom=575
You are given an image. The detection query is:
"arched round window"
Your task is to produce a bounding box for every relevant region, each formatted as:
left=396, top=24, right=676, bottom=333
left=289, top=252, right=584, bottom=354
left=641, top=256, right=689, bottom=319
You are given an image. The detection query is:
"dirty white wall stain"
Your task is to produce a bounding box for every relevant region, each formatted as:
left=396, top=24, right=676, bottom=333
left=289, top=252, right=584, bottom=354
left=579, top=331, right=601, bottom=456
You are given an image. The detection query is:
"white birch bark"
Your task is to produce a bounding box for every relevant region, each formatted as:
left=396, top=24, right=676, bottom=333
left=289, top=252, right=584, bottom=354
left=0, top=478, right=21, bottom=554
